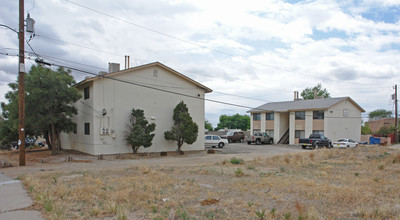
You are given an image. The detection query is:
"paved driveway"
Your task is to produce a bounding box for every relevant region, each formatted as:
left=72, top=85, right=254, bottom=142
left=207, top=142, right=302, bottom=154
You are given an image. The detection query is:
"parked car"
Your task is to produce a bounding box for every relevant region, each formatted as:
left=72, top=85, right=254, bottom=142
left=245, top=132, right=273, bottom=145
left=222, top=131, right=245, bottom=143
left=11, top=137, right=35, bottom=150
left=205, top=135, right=228, bottom=148
left=299, top=134, right=332, bottom=149
left=333, top=138, right=358, bottom=148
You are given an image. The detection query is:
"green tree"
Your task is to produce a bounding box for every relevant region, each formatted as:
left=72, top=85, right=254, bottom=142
left=215, top=114, right=250, bottom=131
left=368, top=109, right=393, bottom=120
left=0, top=65, right=81, bottom=155
left=205, top=120, right=213, bottom=131
left=301, top=83, right=330, bottom=100
left=125, top=108, right=156, bottom=153
left=361, top=123, right=371, bottom=135
left=164, top=101, right=198, bottom=152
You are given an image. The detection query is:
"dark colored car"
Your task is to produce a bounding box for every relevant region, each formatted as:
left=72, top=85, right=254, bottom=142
left=223, top=131, right=245, bottom=143
left=299, top=134, right=332, bottom=149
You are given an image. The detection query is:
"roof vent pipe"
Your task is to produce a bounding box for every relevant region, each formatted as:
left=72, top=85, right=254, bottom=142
left=124, top=55, right=130, bottom=69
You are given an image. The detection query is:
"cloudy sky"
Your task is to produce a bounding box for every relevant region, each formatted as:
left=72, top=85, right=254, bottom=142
left=1, top=0, right=399, bottom=127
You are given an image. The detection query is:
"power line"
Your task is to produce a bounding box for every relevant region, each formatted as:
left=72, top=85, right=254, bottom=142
left=63, top=0, right=393, bottom=86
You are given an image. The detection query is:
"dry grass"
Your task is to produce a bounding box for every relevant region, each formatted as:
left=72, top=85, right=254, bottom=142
left=22, top=146, right=400, bottom=219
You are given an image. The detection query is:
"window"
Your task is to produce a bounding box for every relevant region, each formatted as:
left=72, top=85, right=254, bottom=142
left=265, top=130, right=274, bottom=137
left=313, top=130, right=324, bottom=135
left=212, top=136, right=220, bottom=140
left=266, top=113, right=274, bottom=120
left=253, top=113, right=261, bottom=121
left=84, top=123, right=90, bottom=135
left=295, top=111, right=305, bottom=120
left=205, top=136, right=211, bottom=140
left=343, top=109, right=349, bottom=117
left=84, top=87, right=90, bottom=99
left=295, top=130, right=305, bottom=138
left=313, top=111, right=324, bottom=119
left=73, top=124, right=77, bottom=134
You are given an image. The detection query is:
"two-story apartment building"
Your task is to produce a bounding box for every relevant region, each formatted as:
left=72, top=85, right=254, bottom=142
left=248, top=96, right=365, bottom=145
left=60, top=62, right=212, bottom=155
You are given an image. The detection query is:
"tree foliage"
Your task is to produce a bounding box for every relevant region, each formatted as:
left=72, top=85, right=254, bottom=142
left=361, top=123, right=371, bottom=135
left=205, top=120, right=213, bottom=131
left=215, top=114, right=250, bottom=131
left=164, top=101, right=198, bottom=152
left=125, top=108, right=156, bottom=153
left=368, top=109, right=393, bottom=120
left=0, top=65, right=81, bottom=155
left=301, top=83, right=330, bottom=100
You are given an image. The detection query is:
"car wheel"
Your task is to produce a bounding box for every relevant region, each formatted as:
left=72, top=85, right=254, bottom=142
left=346, top=145, right=350, bottom=148
left=302, top=145, right=306, bottom=149
left=269, top=139, right=273, bottom=144
left=240, top=138, right=244, bottom=143
left=218, top=142, right=224, bottom=148
left=256, top=139, right=261, bottom=145
left=247, top=141, right=251, bottom=145
left=314, top=143, right=319, bottom=149
left=228, top=139, right=232, bottom=143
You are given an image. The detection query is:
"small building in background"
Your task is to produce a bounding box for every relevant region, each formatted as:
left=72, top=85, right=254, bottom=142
left=248, top=94, right=365, bottom=144
left=365, top=118, right=395, bottom=133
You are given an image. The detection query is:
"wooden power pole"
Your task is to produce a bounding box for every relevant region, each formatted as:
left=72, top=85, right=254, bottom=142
left=395, top=84, right=398, bottom=144
left=18, top=0, right=26, bottom=166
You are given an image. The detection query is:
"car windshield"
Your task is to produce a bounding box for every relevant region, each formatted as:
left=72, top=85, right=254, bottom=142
left=226, top=131, right=234, bottom=135
left=337, top=139, right=347, bottom=142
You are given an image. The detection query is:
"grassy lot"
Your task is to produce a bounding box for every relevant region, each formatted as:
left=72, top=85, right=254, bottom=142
left=22, top=146, right=400, bottom=219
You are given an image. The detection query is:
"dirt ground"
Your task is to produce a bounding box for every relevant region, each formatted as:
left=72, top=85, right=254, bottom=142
left=0, top=147, right=299, bottom=179
left=3, top=146, right=400, bottom=219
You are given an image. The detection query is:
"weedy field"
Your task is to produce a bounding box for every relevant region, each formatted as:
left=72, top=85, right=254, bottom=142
left=22, top=146, right=400, bottom=220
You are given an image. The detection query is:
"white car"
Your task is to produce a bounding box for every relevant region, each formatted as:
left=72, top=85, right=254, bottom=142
left=205, top=135, right=228, bottom=148
left=333, top=138, right=358, bottom=148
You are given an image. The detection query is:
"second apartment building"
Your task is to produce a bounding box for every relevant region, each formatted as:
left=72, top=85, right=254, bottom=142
left=248, top=96, right=365, bottom=145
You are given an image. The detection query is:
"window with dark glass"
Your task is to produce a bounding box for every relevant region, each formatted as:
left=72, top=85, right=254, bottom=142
left=313, top=111, right=324, bottom=119
left=295, top=111, right=305, bottom=120
left=266, top=113, right=274, bottom=120
left=253, top=113, right=261, bottom=121
left=84, top=87, right=90, bottom=99
left=84, top=123, right=90, bottom=135
left=73, top=124, right=77, bottom=134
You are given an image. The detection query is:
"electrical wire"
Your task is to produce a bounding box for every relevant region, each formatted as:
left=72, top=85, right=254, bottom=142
left=63, top=0, right=393, bottom=86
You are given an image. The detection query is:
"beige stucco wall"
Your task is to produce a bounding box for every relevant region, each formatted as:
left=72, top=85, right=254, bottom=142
left=289, top=112, right=295, bottom=144
left=61, top=66, right=207, bottom=155
left=253, top=120, right=261, bottom=131
left=265, top=120, right=274, bottom=130
left=324, top=100, right=362, bottom=142
left=305, top=110, right=313, bottom=137
left=313, top=119, right=324, bottom=131
left=277, top=112, right=289, bottom=143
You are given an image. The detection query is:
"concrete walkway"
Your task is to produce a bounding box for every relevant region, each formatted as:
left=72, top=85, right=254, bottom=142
left=0, top=173, right=43, bottom=220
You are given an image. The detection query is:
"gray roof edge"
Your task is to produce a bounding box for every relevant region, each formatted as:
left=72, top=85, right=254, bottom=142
left=247, top=97, right=359, bottom=113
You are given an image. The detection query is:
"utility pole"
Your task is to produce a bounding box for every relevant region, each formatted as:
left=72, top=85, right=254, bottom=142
left=395, top=84, right=398, bottom=144
left=18, top=0, right=26, bottom=166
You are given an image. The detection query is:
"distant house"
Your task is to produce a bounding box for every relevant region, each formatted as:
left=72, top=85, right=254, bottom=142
left=365, top=118, right=395, bottom=133
left=60, top=62, right=212, bottom=155
left=247, top=95, right=365, bottom=144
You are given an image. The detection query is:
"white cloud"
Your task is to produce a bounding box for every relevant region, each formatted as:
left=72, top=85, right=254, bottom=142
left=0, top=0, right=399, bottom=125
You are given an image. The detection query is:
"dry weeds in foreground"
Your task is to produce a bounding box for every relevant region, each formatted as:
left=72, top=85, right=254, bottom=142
left=22, top=146, right=400, bottom=219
